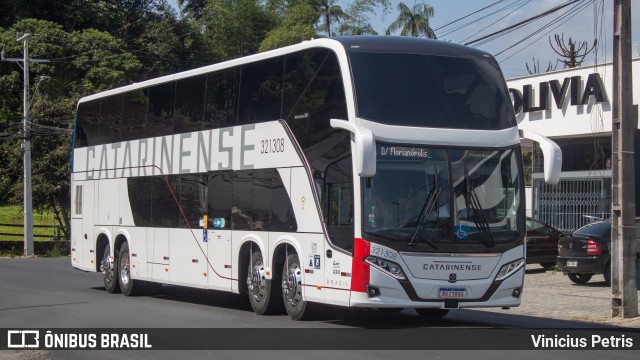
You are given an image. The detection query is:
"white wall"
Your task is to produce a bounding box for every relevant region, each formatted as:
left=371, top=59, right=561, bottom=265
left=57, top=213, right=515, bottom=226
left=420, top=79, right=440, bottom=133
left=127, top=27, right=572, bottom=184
left=506, top=58, right=640, bottom=139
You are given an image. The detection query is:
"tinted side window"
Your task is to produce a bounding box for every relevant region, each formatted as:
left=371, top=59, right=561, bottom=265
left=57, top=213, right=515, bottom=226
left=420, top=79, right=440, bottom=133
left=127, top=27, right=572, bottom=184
left=208, top=171, right=233, bottom=228
left=122, top=89, right=148, bottom=142
left=100, top=95, right=123, bottom=144
left=232, top=170, right=254, bottom=230
left=175, top=76, right=206, bottom=134
left=75, top=100, right=101, bottom=147
left=178, top=174, right=208, bottom=228
left=238, top=56, right=285, bottom=125
left=147, top=82, right=175, bottom=137
left=324, top=156, right=354, bottom=251
left=204, top=68, right=240, bottom=129
left=283, top=49, right=347, bottom=150
left=252, top=169, right=297, bottom=232
left=151, top=176, right=181, bottom=228
left=127, top=177, right=153, bottom=227
left=228, top=169, right=297, bottom=231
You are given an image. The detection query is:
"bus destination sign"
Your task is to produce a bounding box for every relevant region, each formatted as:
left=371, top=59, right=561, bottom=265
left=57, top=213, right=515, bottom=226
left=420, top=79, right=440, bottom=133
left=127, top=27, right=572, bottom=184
left=379, top=145, right=430, bottom=159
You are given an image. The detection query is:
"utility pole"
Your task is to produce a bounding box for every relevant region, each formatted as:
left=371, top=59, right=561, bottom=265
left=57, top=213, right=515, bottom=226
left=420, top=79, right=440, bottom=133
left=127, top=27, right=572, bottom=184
left=1, top=33, right=49, bottom=257
left=611, top=0, right=637, bottom=318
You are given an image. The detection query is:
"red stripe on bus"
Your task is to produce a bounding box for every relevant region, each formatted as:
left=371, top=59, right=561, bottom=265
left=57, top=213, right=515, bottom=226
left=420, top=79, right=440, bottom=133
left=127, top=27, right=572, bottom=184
left=351, top=238, right=370, bottom=293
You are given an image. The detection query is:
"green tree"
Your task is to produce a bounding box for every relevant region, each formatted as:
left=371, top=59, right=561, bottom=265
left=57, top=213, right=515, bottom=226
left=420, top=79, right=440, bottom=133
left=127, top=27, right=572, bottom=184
left=0, top=19, right=142, bottom=236
left=311, top=0, right=346, bottom=37
left=201, top=0, right=274, bottom=60
left=260, top=3, right=319, bottom=52
left=338, top=0, right=391, bottom=36
left=387, top=1, right=436, bottom=38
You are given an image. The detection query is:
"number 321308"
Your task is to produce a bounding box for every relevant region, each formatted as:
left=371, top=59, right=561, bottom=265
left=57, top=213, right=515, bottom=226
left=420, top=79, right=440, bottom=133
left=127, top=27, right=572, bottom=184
left=370, top=245, right=397, bottom=260
left=260, top=138, right=285, bottom=154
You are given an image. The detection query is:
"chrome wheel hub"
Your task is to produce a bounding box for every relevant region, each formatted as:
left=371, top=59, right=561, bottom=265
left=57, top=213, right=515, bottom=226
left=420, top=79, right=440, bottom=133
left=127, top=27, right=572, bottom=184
left=119, top=254, right=130, bottom=286
left=247, top=260, right=266, bottom=301
left=101, top=252, right=114, bottom=284
left=282, top=263, right=302, bottom=305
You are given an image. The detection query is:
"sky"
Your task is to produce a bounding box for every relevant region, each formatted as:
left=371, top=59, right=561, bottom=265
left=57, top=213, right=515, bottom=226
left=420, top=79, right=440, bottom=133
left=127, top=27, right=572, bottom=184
left=169, top=0, right=640, bottom=78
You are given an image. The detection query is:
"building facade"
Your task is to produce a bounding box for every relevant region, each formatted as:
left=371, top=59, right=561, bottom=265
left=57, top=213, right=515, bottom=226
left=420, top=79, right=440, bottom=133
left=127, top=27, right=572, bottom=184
left=506, top=59, right=640, bottom=232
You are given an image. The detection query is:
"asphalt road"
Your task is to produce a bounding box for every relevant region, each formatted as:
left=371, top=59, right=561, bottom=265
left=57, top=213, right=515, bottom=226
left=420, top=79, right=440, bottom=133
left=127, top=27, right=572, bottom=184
left=1, top=258, right=638, bottom=360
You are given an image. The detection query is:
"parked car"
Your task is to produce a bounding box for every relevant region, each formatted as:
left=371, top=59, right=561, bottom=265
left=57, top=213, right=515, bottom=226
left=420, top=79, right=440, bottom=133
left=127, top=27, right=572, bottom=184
left=557, top=219, right=611, bottom=285
left=525, top=217, right=563, bottom=269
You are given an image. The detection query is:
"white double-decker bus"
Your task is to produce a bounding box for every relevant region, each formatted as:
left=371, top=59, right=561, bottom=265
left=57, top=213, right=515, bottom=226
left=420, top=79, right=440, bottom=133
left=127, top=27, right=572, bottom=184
left=71, top=36, right=561, bottom=320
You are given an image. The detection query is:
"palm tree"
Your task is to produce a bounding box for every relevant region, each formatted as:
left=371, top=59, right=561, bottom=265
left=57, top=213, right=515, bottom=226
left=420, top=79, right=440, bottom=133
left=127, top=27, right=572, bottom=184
left=387, top=2, right=436, bottom=39
left=314, top=0, right=346, bottom=37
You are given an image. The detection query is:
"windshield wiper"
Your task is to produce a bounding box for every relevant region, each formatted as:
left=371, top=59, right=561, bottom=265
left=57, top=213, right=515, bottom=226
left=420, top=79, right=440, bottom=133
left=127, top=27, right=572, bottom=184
left=465, top=185, right=495, bottom=248
left=408, top=187, right=441, bottom=249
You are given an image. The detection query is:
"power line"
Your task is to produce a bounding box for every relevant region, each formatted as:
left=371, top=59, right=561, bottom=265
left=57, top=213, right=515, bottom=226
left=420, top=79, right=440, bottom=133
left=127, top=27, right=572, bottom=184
left=464, top=0, right=583, bottom=46
left=434, top=0, right=511, bottom=32
left=439, top=0, right=531, bottom=40
left=457, top=0, right=533, bottom=43
left=497, top=0, right=592, bottom=62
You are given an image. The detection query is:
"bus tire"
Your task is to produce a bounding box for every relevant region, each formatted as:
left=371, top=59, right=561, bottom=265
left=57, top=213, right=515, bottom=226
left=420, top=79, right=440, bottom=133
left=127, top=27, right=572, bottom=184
left=416, top=308, right=449, bottom=318
left=247, top=250, right=281, bottom=315
left=118, top=242, right=145, bottom=296
left=101, top=244, right=120, bottom=294
left=282, top=253, right=314, bottom=320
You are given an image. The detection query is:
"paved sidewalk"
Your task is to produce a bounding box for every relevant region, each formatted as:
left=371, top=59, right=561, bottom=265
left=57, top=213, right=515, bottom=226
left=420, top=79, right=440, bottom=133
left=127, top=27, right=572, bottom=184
left=482, top=264, right=640, bottom=328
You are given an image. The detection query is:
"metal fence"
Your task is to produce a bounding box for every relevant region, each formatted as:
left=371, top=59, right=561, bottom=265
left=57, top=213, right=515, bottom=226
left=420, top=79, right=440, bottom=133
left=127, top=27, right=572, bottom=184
left=0, top=223, right=68, bottom=241
left=533, top=178, right=610, bottom=232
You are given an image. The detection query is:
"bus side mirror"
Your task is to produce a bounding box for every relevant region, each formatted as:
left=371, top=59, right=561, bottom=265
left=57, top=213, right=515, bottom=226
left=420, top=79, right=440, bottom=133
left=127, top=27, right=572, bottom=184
left=520, top=130, right=562, bottom=185
left=330, top=119, right=376, bottom=177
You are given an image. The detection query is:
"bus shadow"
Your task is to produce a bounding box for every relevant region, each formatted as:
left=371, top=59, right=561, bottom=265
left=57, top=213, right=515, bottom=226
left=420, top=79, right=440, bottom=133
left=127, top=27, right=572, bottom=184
left=90, top=285, right=623, bottom=329
left=317, top=307, right=626, bottom=329
left=91, top=284, right=254, bottom=312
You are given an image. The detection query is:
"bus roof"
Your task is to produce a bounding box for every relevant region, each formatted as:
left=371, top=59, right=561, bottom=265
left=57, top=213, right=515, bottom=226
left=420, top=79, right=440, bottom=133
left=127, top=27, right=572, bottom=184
left=77, top=36, right=493, bottom=105
left=332, top=36, right=492, bottom=59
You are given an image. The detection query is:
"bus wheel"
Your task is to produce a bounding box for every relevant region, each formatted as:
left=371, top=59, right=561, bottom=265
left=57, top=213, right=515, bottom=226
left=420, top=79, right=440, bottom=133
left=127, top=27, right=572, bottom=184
left=100, top=245, right=120, bottom=294
left=247, top=250, right=280, bottom=314
left=416, top=308, right=449, bottom=318
left=282, top=253, right=313, bottom=320
left=118, top=242, right=146, bottom=296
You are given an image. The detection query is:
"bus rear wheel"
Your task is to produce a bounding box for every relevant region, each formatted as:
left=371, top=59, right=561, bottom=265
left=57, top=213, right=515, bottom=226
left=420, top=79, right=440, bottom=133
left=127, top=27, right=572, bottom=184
left=118, top=242, right=146, bottom=296
left=101, top=245, right=120, bottom=293
left=247, top=250, right=281, bottom=315
left=282, top=253, right=314, bottom=320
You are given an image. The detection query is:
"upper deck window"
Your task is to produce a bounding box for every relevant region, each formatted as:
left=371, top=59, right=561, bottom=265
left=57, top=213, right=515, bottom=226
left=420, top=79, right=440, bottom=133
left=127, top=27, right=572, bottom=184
left=349, top=52, right=515, bottom=130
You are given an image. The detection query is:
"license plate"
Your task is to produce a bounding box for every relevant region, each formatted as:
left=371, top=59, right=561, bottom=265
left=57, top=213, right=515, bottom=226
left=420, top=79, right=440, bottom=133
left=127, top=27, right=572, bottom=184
left=566, top=260, right=578, bottom=267
left=439, top=287, right=466, bottom=299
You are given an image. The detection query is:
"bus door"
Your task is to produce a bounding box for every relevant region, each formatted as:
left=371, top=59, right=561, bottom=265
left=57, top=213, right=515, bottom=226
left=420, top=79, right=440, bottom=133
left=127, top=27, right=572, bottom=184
left=322, top=156, right=355, bottom=306
left=71, top=181, right=89, bottom=269
left=80, top=181, right=96, bottom=270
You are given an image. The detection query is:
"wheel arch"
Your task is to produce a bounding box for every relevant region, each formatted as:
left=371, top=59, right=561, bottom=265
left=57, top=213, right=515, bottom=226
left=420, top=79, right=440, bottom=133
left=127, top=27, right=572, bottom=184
left=272, top=238, right=303, bottom=283
left=95, top=233, right=110, bottom=272
left=237, top=239, right=264, bottom=295
left=114, top=233, right=128, bottom=254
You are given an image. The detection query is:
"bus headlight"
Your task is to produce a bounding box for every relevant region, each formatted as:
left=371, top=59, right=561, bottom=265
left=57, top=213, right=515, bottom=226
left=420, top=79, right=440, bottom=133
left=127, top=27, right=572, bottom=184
left=364, top=256, right=406, bottom=280
left=495, top=258, right=525, bottom=281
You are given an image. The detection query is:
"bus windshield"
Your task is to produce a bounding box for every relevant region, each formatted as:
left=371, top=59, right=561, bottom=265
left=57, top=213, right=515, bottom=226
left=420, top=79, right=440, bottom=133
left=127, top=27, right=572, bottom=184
left=363, top=144, right=523, bottom=245
left=349, top=52, right=514, bottom=130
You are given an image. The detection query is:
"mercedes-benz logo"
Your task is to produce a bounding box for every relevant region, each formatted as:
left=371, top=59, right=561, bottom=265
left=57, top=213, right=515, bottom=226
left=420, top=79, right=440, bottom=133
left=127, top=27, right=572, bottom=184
left=448, top=273, right=457, bottom=283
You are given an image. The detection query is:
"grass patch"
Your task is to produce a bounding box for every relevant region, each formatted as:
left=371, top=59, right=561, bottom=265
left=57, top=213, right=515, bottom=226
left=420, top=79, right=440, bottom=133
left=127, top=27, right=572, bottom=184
left=43, top=245, right=67, bottom=258
left=0, top=205, right=60, bottom=241
left=0, top=249, right=20, bottom=258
